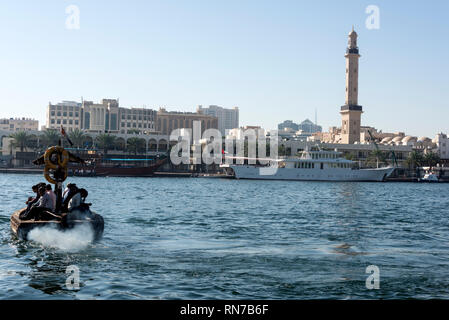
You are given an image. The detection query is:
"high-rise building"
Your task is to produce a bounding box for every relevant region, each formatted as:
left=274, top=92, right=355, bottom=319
left=298, top=119, right=322, bottom=133
left=197, top=105, right=239, bottom=136
left=278, top=119, right=321, bottom=133
left=340, top=27, right=363, bottom=144
left=278, top=120, right=299, bottom=131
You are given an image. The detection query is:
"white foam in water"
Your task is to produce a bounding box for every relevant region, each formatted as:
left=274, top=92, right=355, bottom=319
left=28, top=223, right=94, bottom=252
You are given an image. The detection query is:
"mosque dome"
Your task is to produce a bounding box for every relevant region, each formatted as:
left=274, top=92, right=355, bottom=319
left=402, top=136, right=417, bottom=146
left=418, top=136, right=431, bottom=143
left=380, top=137, right=393, bottom=144
left=392, top=136, right=403, bottom=143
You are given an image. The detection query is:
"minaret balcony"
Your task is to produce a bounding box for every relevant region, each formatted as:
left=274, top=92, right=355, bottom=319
left=346, top=48, right=359, bottom=54
left=341, top=104, right=363, bottom=111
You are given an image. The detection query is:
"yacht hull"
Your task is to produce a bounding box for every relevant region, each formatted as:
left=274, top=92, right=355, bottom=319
left=225, top=165, right=395, bottom=182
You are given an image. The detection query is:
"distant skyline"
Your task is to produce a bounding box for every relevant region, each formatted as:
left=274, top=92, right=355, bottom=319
left=0, top=0, right=448, bottom=138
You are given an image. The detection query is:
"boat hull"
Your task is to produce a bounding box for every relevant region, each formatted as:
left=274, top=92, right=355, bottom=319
left=10, top=209, right=104, bottom=241
left=71, top=159, right=167, bottom=177
left=224, top=165, right=395, bottom=182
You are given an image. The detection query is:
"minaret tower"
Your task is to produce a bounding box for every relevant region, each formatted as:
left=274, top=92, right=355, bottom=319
left=340, top=26, right=363, bottom=144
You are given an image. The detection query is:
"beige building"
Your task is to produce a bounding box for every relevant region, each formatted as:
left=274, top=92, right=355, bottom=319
left=46, top=101, right=82, bottom=132
left=340, top=27, right=363, bottom=144
left=82, top=99, right=120, bottom=133
left=47, top=99, right=157, bottom=135
left=118, top=107, right=157, bottom=134
left=156, top=108, right=218, bottom=135
left=0, top=118, right=39, bottom=132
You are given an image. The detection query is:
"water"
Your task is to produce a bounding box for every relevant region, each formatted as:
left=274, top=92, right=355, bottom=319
left=1, top=174, right=449, bottom=299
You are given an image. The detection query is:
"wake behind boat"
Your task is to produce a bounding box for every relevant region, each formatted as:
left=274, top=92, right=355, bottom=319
left=221, top=148, right=395, bottom=182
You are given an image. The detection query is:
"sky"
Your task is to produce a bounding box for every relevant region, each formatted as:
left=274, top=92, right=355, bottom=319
left=0, top=0, right=448, bottom=137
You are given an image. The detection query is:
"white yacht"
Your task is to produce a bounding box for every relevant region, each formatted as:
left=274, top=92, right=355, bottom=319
left=221, top=149, right=395, bottom=182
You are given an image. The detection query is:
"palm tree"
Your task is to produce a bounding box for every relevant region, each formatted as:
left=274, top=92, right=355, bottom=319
left=344, top=152, right=356, bottom=161
left=126, top=137, right=146, bottom=155
left=9, top=131, right=30, bottom=152
left=68, top=129, right=86, bottom=148
left=40, top=129, right=60, bottom=148
left=95, top=134, right=116, bottom=154
left=423, top=151, right=440, bottom=168
left=366, top=149, right=387, bottom=168
left=405, top=150, right=424, bottom=169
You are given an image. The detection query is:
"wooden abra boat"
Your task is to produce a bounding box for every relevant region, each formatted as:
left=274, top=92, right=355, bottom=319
left=11, top=208, right=104, bottom=241
left=11, top=128, right=105, bottom=242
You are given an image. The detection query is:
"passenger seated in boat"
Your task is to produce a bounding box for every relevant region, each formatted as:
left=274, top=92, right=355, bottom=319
left=62, top=183, right=78, bottom=212
left=25, top=185, right=40, bottom=211
left=46, top=184, right=56, bottom=211
left=67, top=189, right=81, bottom=212
left=20, top=186, right=55, bottom=220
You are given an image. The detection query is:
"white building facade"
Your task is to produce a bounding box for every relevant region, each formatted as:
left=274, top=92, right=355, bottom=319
left=434, top=133, right=449, bottom=159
